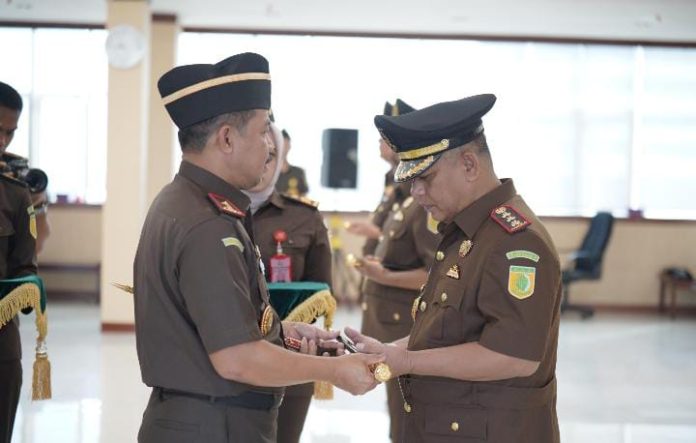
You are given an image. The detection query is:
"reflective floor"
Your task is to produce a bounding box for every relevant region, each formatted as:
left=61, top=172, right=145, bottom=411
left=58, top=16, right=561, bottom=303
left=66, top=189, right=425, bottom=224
left=12, top=302, right=696, bottom=443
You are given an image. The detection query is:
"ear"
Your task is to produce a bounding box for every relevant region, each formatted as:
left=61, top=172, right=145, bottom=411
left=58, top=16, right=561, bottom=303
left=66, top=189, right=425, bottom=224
left=460, top=149, right=481, bottom=181
left=215, top=124, right=235, bottom=154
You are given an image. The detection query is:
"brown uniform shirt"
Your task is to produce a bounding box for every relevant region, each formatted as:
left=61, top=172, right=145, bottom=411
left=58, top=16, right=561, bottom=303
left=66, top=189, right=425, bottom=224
left=253, top=191, right=332, bottom=400
left=254, top=192, right=332, bottom=285
left=361, top=181, right=439, bottom=342
left=362, top=170, right=399, bottom=256
left=133, top=161, right=283, bottom=397
left=0, top=175, right=37, bottom=361
left=404, top=179, right=561, bottom=443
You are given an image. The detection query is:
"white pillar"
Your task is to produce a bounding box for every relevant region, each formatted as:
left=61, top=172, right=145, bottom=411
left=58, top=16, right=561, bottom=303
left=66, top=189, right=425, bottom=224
left=100, top=0, right=151, bottom=327
left=147, top=14, right=179, bottom=206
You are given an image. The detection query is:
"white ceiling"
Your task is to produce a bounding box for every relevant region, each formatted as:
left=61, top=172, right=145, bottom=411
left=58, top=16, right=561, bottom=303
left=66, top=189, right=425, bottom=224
left=1, top=0, right=696, bottom=43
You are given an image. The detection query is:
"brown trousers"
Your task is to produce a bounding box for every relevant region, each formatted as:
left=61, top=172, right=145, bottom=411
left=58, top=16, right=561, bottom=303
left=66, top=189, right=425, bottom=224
left=138, top=389, right=279, bottom=443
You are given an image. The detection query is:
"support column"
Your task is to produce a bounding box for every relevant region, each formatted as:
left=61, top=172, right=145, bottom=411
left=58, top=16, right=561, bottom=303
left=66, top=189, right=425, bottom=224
left=147, top=14, right=179, bottom=205
left=101, top=0, right=151, bottom=328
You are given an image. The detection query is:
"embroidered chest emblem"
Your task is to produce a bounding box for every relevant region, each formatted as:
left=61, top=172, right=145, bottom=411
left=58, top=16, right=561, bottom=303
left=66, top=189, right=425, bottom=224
left=446, top=264, right=460, bottom=280
left=459, top=240, right=473, bottom=257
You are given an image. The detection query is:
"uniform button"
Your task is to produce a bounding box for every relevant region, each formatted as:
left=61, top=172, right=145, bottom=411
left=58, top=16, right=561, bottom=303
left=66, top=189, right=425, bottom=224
left=440, top=292, right=448, bottom=302
left=392, top=203, right=400, bottom=211
left=393, top=312, right=400, bottom=321
left=436, top=251, right=445, bottom=261
left=419, top=300, right=427, bottom=312
left=389, top=230, right=395, bottom=238
left=404, top=402, right=412, bottom=413
left=378, top=235, right=384, bottom=242
left=451, top=422, right=459, bottom=432
left=361, top=302, right=368, bottom=311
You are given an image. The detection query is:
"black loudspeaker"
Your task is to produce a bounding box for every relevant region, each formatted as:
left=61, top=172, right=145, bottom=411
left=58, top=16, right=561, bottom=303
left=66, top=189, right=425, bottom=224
left=321, top=128, right=358, bottom=188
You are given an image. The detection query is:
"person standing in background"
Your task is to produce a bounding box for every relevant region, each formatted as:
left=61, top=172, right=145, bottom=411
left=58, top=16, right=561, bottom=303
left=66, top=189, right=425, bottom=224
left=275, top=129, right=309, bottom=197
left=352, top=99, right=440, bottom=442
left=0, top=81, right=38, bottom=443
left=245, top=119, right=332, bottom=443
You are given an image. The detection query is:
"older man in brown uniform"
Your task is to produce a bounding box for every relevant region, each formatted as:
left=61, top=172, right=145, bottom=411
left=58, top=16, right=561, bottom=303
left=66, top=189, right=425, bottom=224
left=348, top=94, right=561, bottom=443
left=134, top=52, right=383, bottom=443
left=353, top=99, right=440, bottom=442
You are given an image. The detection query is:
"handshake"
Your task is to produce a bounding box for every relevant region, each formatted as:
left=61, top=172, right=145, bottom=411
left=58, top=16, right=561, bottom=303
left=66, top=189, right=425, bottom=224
left=282, top=322, right=411, bottom=396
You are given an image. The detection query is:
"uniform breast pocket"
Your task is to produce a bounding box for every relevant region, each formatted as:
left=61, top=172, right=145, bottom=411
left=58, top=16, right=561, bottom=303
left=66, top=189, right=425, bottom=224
left=0, top=213, right=15, bottom=252
left=424, top=404, right=487, bottom=441
left=426, top=280, right=467, bottom=346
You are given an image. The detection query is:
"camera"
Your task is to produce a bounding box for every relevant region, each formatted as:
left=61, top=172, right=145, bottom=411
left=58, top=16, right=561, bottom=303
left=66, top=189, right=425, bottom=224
left=0, top=153, right=49, bottom=194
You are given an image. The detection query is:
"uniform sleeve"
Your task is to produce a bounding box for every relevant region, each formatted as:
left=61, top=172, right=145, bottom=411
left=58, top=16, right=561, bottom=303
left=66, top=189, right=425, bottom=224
left=177, top=218, right=262, bottom=354
left=411, top=207, right=438, bottom=267
left=477, top=232, right=560, bottom=361
left=9, top=188, right=37, bottom=278
left=303, top=213, right=333, bottom=287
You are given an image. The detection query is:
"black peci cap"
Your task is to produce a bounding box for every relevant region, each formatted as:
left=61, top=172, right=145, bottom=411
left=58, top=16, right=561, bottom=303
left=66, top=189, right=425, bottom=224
left=375, top=94, right=496, bottom=182
left=158, top=52, right=271, bottom=129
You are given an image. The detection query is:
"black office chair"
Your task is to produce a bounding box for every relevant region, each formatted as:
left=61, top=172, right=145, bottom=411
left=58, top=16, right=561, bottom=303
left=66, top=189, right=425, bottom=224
left=561, top=212, right=614, bottom=319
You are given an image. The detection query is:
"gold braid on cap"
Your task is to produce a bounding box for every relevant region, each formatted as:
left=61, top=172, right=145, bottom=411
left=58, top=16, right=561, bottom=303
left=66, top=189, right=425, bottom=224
left=398, top=139, right=450, bottom=160
left=162, top=72, right=271, bottom=105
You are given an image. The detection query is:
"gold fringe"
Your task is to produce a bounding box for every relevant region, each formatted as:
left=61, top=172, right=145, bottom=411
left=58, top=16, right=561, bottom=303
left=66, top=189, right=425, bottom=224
left=0, top=283, right=51, bottom=400
left=285, top=289, right=336, bottom=328
left=111, top=282, right=134, bottom=294
left=285, top=289, right=337, bottom=401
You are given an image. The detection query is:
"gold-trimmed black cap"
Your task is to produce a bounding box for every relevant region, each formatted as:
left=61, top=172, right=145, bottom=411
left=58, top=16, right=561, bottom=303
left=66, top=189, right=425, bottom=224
left=383, top=99, right=416, bottom=117
left=375, top=94, right=496, bottom=182
left=158, top=52, right=271, bottom=129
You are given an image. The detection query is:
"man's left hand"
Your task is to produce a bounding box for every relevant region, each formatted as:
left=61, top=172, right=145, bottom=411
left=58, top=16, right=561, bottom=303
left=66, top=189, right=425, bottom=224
left=282, top=321, right=342, bottom=355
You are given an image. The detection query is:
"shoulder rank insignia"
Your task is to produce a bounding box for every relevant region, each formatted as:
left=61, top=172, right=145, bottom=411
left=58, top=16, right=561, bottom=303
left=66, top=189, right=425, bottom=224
left=508, top=265, right=536, bottom=299
left=208, top=193, right=245, bottom=218
left=446, top=264, right=460, bottom=280
left=491, top=205, right=530, bottom=234
left=282, top=193, right=319, bottom=209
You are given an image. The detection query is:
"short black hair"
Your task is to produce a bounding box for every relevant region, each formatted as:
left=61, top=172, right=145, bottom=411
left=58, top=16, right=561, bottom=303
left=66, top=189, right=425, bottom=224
left=472, top=132, right=490, bottom=156
left=0, top=81, right=23, bottom=112
left=178, top=110, right=255, bottom=152
left=281, top=129, right=291, bottom=141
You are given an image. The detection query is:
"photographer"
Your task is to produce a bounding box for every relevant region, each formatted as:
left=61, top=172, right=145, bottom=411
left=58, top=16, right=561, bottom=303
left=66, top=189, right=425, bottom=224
left=0, top=81, right=39, bottom=443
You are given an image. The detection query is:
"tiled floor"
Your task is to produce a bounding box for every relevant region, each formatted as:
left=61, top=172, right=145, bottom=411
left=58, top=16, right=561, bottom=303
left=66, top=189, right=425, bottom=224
left=11, top=303, right=696, bottom=442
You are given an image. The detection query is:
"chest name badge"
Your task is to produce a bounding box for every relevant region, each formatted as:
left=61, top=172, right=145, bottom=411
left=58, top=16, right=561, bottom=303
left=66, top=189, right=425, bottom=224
left=508, top=265, right=536, bottom=300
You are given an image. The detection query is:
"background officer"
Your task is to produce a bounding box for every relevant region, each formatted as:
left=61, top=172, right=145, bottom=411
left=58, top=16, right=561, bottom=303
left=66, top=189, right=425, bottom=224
left=348, top=94, right=562, bottom=443
left=0, top=81, right=38, bottom=443
left=245, top=120, right=332, bottom=443
left=134, top=52, right=383, bottom=443
left=353, top=99, right=440, bottom=442
left=275, top=129, right=309, bottom=197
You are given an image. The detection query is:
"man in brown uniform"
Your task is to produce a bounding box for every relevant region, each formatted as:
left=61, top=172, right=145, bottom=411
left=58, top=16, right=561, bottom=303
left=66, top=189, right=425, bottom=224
left=134, top=52, right=383, bottom=443
left=0, top=81, right=38, bottom=443
left=348, top=94, right=561, bottom=443
left=246, top=120, right=332, bottom=443
left=354, top=99, right=440, bottom=442
left=346, top=100, right=416, bottom=256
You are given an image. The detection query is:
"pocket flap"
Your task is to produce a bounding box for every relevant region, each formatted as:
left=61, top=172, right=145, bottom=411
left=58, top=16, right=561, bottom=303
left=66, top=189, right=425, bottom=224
left=425, top=404, right=487, bottom=439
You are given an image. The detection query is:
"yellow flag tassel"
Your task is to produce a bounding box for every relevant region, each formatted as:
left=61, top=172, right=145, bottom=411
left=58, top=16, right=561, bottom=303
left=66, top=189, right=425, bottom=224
left=0, top=282, right=51, bottom=400
left=285, top=289, right=336, bottom=400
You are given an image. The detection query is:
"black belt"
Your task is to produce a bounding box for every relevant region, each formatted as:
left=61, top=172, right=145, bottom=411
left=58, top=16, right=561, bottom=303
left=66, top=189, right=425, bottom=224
left=154, top=387, right=283, bottom=411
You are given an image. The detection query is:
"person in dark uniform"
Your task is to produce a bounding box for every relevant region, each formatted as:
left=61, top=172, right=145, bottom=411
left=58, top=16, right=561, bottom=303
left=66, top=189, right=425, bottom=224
left=134, top=52, right=383, bottom=443
left=350, top=99, right=440, bottom=442
left=0, top=81, right=38, bottom=443
left=275, top=129, right=309, bottom=197
left=347, top=94, right=561, bottom=443
left=244, top=121, right=332, bottom=443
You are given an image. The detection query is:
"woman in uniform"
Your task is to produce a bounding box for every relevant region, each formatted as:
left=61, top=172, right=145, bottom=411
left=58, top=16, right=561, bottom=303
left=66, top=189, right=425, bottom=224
left=244, top=121, right=332, bottom=443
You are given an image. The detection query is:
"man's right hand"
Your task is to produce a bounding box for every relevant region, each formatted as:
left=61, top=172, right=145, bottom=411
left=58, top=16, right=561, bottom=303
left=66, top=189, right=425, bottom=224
left=330, top=352, right=385, bottom=395
left=344, top=220, right=381, bottom=239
